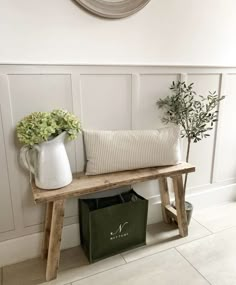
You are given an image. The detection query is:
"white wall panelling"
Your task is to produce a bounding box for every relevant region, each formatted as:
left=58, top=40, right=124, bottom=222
left=8, top=74, right=78, bottom=228
left=80, top=74, right=132, bottom=130
left=211, top=74, right=227, bottom=184
left=71, top=73, right=84, bottom=172
left=133, top=73, right=180, bottom=200
left=0, top=64, right=236, bottom=265
left=138, top=74, right=180, bottom=129
left=0, top=74, right=24, bottom=240
left=186, top=74, right=221, bottom=189
left=214, top=74, right=236, bottom=182
left=0, top=106, right=14, bottom=233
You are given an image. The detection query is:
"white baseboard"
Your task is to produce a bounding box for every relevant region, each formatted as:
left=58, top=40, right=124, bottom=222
left=0, top=223, right=80, bottom=267
left=0, top=183, right=235, bottom=267
left=187, top=183, right=236, bottom=209
left=147, top=182, right=236, bottom=224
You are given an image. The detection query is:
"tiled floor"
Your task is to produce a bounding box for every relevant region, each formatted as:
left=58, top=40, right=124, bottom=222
left=2, top=201, right=236, bottom=285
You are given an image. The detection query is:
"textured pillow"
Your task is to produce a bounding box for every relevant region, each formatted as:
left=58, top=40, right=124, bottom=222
left=83, top=127, right=181, bottom=175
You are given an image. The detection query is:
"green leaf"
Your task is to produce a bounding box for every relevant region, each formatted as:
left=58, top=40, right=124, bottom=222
left=156, top=80, right=225, bottom=148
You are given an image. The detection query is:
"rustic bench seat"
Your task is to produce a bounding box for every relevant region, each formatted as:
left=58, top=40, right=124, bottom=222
left=31, top=162, right=195, bottom=281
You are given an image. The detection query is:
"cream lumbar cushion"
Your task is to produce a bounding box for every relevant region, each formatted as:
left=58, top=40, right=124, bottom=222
left=83, top=127, right=181, bottom=175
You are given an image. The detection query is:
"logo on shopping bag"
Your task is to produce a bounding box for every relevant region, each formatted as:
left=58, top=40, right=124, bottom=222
left=110, top=222, right=129, bottom=240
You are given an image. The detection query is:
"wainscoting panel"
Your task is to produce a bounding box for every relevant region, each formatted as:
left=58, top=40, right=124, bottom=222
left=131, top=74, right=180, bottom=200
left=0, top=107, right=14, bottom=233
left=80, top=74, right=132, bottom=130
left=137, top=74, right=180, bottom=129
left=186, top=74, right=221, bottom=188
left=214, top=74, right=236, bottom=182
left=0, top=65, right=236, bottom=259
left=8, top=74, right=78, bottom=227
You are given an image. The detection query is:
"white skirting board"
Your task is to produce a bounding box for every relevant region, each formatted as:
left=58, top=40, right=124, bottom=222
left=0, top=223, right=80, bottom=268
left=0, top=183, right=235, bottom=268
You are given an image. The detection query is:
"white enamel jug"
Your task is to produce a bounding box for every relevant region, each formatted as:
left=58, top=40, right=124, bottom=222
left=20, top=132, right=72, bottom=190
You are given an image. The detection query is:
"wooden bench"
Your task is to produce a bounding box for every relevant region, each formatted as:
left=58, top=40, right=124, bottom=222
left=31, top=162, right=195, bottom=281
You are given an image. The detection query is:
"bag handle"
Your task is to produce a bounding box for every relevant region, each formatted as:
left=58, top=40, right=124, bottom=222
left=95, top=193, right=125, bottom=209
left=119, top=193, right=125, bottom=203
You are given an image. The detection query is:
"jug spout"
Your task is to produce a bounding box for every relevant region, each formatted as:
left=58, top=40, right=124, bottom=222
left=43, top=131, right=67, bottom=145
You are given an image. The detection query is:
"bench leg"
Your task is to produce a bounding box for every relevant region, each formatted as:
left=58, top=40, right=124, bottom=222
left=42, top=202, right=53, bottom=259
left=46, top=199, right=65, bottom=281
left=172, top=175, right=188, bottom=237
left=159, top=177, right=172, bottom=223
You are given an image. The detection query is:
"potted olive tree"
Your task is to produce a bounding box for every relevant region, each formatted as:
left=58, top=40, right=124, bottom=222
left=16, top=109, right=81, bottom=190
left=157, top=81, right=225, bottom=224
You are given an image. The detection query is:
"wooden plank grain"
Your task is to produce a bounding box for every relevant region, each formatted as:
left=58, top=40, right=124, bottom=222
left=165, top=205, right=177, bottom=221
left=46, top=200, right=65, bottom=281
left=32, top=163, right=195, bottom=203
left=42, top=202, right=53, bottom=260
left=159, top=177, right=172, bottom=223
left=172, top=175, right=188, bottom=237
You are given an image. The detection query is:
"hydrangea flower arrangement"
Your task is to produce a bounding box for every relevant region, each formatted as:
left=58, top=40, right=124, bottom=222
left=16, top=109, right=81, bottom=146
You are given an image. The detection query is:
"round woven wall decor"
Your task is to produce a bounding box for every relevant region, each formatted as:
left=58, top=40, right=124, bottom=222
left=75, top=0, right=151, bottom=19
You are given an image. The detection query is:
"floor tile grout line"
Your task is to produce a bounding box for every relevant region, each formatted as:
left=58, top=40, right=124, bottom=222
left=69, top=214, right=231, bottom=282
left=2, top=232, right=214, bottom=285
left=69, top=259, right=128, bottom=284
left=208, top=224, right=236, bottom=235
left=70, top=248, right=178, bottom=285
left=70, top=245, right=198, bottom=284
left=174, top=248, right=213, bottom=285
left=66, top=218, right=232, bottom=283
left=121, top=230, right=214, bottom=265
left=68, top=235, right=214, bottom=285
left=191, top=218, right=214, bottom=234
left=4, top=221, right=234, bottom=285
left=70, top=241, right=205, bottom=284
left=120, top=253, right=128, bottom=264
left=193, top=216, right=236, bottom=235
left=86, top=225, right=214, bottom=270
left=123, top=247, right=185, bottom=264
left=2, top=223, right=229, bottom=285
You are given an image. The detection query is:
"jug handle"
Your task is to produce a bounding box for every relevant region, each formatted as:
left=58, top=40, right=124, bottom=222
left=20, top=145, right=40, bottom=175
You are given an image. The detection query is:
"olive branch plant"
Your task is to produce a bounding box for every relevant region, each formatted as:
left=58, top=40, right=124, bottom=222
left=157, top=81, right=225, bottom=195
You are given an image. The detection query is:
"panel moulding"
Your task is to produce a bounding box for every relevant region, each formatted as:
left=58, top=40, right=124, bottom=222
left=211, top=74, right=229, bottom=183
left=0, top=64, right=235, bottom=246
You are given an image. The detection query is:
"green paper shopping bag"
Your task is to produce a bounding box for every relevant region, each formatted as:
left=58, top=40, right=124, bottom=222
left=79, top=189, right=148, bottom=263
